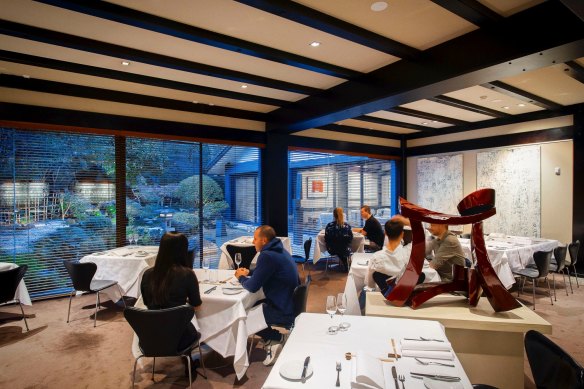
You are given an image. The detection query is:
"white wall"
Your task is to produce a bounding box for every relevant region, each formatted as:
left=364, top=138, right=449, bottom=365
left=406, top=117, right=573, bottom=244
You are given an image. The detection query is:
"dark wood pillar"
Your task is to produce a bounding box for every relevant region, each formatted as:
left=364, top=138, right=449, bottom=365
left=115, top=135, right=127, bottom=247
left=262, top=132, right=289, bottom=236
left=573, top=107, right=584, bottom=270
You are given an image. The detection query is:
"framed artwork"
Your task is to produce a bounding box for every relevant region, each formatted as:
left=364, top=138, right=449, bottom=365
left=306, top=176, right=328, bottom=199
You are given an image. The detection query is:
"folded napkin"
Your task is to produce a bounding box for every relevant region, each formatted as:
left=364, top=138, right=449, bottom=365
left=401, top=340, right=454, bottom=360
left=351, top=351, right=384, bottom=389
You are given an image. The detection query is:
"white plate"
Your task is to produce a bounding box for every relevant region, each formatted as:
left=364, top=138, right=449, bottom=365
left=279, top=360, right=313, bottom=381
left=423, top=377, right=463, bottom=389
left=222, top=288, right=243, bottom=295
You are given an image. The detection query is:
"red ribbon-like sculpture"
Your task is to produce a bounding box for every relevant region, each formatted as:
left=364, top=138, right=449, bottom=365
left=386, top=188, right=521, bottom=312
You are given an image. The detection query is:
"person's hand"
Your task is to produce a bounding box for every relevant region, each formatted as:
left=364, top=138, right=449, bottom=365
left=235, top=267, right=249, bottom=278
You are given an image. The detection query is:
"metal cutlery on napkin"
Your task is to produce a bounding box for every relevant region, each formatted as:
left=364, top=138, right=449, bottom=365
left=392, top=366, right=399, bottom=389
left=410, top=372, right=461, bottom=382
left=403, top=337, right=444, bottom=342
left=204, top=286, right=217, bottom=294
left=301, top=356, right=310, bottom=383
left=335, top=361, right=341, bottom=387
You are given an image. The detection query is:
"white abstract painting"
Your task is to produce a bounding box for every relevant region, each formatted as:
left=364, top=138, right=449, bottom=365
left=417, top=154, right=463, bottom=217
left=477, top=145, right=540, bottom=237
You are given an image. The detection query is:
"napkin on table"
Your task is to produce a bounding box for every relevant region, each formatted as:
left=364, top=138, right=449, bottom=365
left=400, top=339, right=454, bottom=360
left=350, top=351, right=384, bottom=389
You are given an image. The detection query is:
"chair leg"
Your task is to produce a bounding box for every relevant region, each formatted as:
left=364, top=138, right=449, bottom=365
left=183, top=355, right=192, bottom=388
left=198, top=340, right=207, bottom=379
left=573, top=266, right=580, bottom=287
left=132, top=355, right=143, bottom=388
left=532, top=279, right=536, bottom=310
left=561, top=271, right=569, bottom=296
left=545, top=277, right=553, bottom=305
left=565, top=268, right=574, bottom=294
left=117, top=284, right=127, bottom=308
left=552, top=273, right=557, bottom=301
left=17, top=300, right=29, bottom=331
left=67, top=290, right=74, bottom=323
left=94, top=291, right=100, bottom=327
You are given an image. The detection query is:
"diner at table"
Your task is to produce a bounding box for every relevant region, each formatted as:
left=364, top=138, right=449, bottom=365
left=218, top=235, right=292, bottom=270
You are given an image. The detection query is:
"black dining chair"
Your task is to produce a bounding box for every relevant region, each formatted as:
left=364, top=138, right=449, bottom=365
left=513, top=250, right=553, bottom=310
left=525, top=329, right=584, bottom=389
left=291, top=237, right=312, bottom=276
left=567, top=240, right=580, bottom=289
left=63, top=260, right=126, bottom=327
left=549, top=245, right=569, bottom=300
left=0, top=264, right=29, bottom=331
left=225, top=244, right=257, bottom=269
left=124, top=305, right=206, bottom=388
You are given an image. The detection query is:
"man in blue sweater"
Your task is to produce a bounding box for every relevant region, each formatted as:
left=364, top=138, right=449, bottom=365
left=235, top=225, right=299, bottom=366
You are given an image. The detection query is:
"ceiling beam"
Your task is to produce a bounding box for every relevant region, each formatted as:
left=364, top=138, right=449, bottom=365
left=264, top=2, right=584, bottom=133
left=0, top=19, right=321, bottom=95
left=430, top=0, right=503, bottom=27
left=34, top=0, right=361, bottom=80
left=563, top=60, right=584, bottom=84
left=234, top=0, right=421, bottom=60
left=0, top=50, right=288, bottom=107
left=316, top=124, right=404, bottom=140
left=354, top=115, right=430, bottom=131
left=559, top=0, right=584, bottom=22
left=428, top=95, right=511, bottom=118
left=0, top=74, right=266, bottom=121
left=482, top=81, right=563, bottom=110
left=387, top=107, right=468, bottom=126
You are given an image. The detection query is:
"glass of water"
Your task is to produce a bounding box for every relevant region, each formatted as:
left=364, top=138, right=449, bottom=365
left=234, top=253, right=242, bottom=269
left=326, top=295, right=338, bottom=335
left=337, top=292, right=350, bottom=330
left=202, top=257, right=210, bottom=282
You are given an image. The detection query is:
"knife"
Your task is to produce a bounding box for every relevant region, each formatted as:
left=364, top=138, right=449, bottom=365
left=204, top=285, right=217, bottom=294
left=301, top=356, right=310, bottom=383
left=392, top=366, right=399, bottom=389
left=410, top=372, right=461, bottom=382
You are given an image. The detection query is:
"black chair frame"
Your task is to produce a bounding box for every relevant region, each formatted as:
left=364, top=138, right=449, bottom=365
left=291, top=237, right=312, bottom=276
left=550, top=245, right=569, bottom=301
left=513, top=250, right=553, bottom=310
left=567, top=240, right=580, bottom=290
left=225, top=244, right=257, bottom=270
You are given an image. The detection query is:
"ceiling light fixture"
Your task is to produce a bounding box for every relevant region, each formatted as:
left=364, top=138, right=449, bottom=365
left=422, top=122, right=429, bottom=125
left=209, top=103, right=215, bottom=106
left=192, top=101, right=198, bottom=104
left=22, top=74, right=30, bottom=79
left=517, top=103, right=526, bottom=107
left=309, top=41, right=321, bottom=47
left=501, top=106, right=510, bottom=110
left=241, top=84, right=248, bottom=89
left=491, top=99, right=502, bottom=103
left=431, top=120, right=438, bottom=123
left=371, top=2, right=388, bottom=12
left=121, top=61, right=130, bottom=66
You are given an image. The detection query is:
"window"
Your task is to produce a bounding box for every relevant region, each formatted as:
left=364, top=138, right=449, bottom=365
left=288, top=150, right=395, bottom=258
left=0, top=128, right=115, bottom=298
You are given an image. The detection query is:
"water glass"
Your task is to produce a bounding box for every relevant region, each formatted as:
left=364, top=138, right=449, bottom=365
left=326, top=295, right=338, bottom=335
left=337, top=292, right=350, bottom=330
left=234, top=253, right=242, bottom=269
left=202, top=257, right=210, bottom=282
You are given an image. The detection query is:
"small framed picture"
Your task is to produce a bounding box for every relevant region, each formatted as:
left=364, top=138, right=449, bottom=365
left=306, top=176, right=328, bottom=199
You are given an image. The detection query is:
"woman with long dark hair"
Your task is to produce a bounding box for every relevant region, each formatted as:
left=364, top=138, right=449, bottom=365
left=324, top=207, right=353, bottom=272
left=140, top=232, right=202, bottom=373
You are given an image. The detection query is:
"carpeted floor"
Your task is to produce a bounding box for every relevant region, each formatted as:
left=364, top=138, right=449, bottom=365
left=1, top=263, right=583, bottom=389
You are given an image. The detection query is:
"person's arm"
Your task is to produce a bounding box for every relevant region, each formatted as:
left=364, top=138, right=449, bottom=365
left=238, top=254, right=274, bottom=293
left=187, top=271, right=202, bottom=310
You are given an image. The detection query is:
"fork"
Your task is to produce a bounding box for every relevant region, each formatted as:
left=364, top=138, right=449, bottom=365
left=398, top=374, right=405, bottom=388
left=415, top=357, right=455, bottom=367
left=336, top=361, right=341, bottom=387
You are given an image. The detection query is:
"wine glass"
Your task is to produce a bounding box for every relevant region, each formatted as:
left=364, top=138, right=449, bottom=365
left=337, top=292, right=350, bottom=330
left=234, top=253, right=242, bottom=269
left=326, top=295, right=338, bottom=335
left=202, top=257, right=210, bottom=282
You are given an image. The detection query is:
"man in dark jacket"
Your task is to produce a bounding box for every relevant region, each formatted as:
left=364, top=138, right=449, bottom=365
left=235, top=225, right=299, bottom=366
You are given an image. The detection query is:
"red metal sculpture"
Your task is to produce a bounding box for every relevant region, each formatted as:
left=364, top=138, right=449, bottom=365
left=386, top=188, right=521, bottom=312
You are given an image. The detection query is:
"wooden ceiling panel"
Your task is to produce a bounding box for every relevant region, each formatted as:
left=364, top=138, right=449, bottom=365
left=366, top=111, right=451, bottom=128
left=341, top=118, right=418, bottom=134
left=293, top=128, right=401, bottom=147
left=477, top=0, right=545, bottom=17
left=401, top=99, right=495, bottom=122
left=444, top=85, right=543, bottom=115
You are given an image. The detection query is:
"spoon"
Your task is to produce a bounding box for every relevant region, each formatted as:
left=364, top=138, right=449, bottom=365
left=414, top=357, right=455, bottom=367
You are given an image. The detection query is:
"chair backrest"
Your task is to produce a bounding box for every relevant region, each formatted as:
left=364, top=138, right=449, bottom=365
left=0, top=264, right=27, bottom=304
left=63, top=260, right=96, bottom=292
left=185, top=248, right=195, bottom=269
left=225, top=244, right=257, bottom=269
left=292, top=276, right=311, bottom=318
left=303, top=237, right=312, bottom=260
left=525, top=329, right=584, bottom=389
left=568, top=240, right=580, bottom=266
left=124, top=305, right=195, bottom=357
left=533, top=250, right=552, bottom=278
left=461, top=233, right=471, bottom=239
left=553, top=245, right=568, bottom=272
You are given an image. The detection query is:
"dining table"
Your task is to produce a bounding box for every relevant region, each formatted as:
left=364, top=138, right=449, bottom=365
left=313, top=230, right=365, bottom=263
left=261, top=312, right=472, bottom=389
left=0, top=262, right=32, bottom=305
left=343, top=252, right=441, bottom=316
left=79, top=245, right=159, bottom=301
left=218, top=236, right=292, bottom=269
left=132, top=269, right=266, bottom=380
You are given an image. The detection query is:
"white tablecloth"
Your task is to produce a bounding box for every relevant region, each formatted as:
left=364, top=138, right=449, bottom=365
left=219, top=236, right=292, bottom=269
left=0, top=262, right=32, bottom=305
left=262, top=312, right=472, bottom=389
left=132, top=269, right=266, bottom=380
left=344, top=253, right=441, bottom=316
left=314, top=230, right=365, bottom=263
left=459, top=236, right=558, bottom=289
left=80, top=245, right=158, bottom=301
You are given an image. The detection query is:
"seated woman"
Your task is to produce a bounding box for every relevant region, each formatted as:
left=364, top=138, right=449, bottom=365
left=324, top=207, right=353, bottom=272
left=140, top=232, right=202, bottom=375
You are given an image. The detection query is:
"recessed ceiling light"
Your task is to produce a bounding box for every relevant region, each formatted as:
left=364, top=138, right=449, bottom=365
left=371, top=2, right=388, bottom=12
left=491, top=99, right=502, bottom=103
left=517, top=103, right=526, bottom=107
left=422, top=122, right=429, bottom=125
left=22, top=74, right=30, bottom=79
left=309, top=41, right=321, bottom=47
left=479, top=95, right=488, bottom=100
left=431, top=120, right=438, bottom=123
left=209, top=103, right=214, bottom=106
left=121, top=61, right=130, bottom=66
left=192, top=100, right=198, bottom=104
left=501, top=106, right=510, bottom=110
left=241, top=84, right=248, bottom=89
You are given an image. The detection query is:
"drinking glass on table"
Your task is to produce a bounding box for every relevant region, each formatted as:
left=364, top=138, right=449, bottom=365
left=234, top=253, right=242, bottom=269
left=202, top=257, right=210, bottom=282
left=326, top=295, right=339, bottom=335
left=337, top=292, right=350, bottom=330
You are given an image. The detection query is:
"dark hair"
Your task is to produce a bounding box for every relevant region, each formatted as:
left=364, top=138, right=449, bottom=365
left=333, top=207, right=345, bottom=226
left=256, top=225, right=276, bottom=241
left=147, top=232, right=190, bottom=306
left=384, top=220, right=404, bottom=241
left=361, top=205, right=371, bottom=214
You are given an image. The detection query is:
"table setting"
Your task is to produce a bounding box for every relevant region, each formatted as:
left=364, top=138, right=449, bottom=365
left=261, top=312, right=472, bottom=389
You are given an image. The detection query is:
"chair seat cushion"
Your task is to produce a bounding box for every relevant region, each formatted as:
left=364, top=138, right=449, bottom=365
left=90, top=279, right=118, bottom=291
left=291, top=255, right=307, bottom=264
left=513, top=268, right=540, bottom=278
